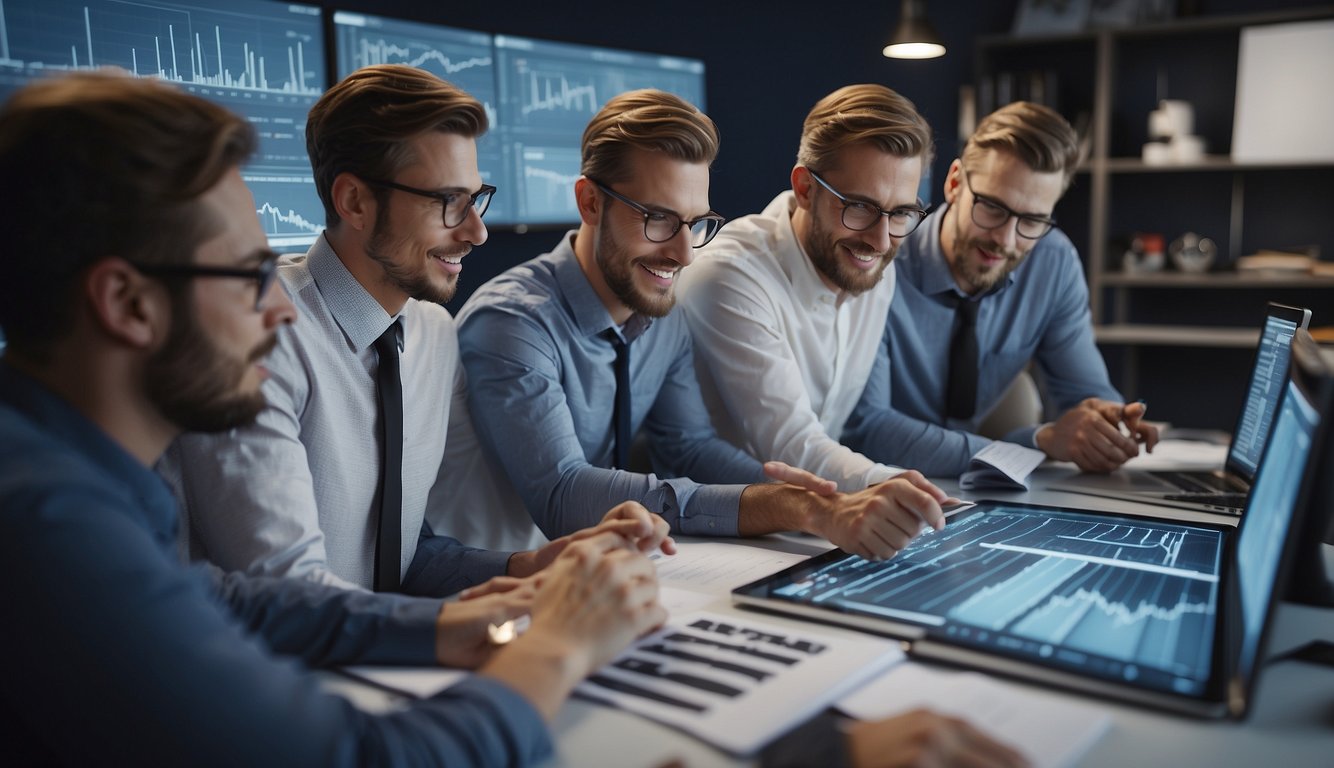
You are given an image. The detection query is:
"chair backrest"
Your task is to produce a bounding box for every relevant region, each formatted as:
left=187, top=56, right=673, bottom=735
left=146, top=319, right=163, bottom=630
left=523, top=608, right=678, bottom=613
left=975, top=369, right=1043, bottom=440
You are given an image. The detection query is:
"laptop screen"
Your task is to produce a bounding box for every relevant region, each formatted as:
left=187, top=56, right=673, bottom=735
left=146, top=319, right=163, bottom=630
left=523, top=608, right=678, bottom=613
left=1233, top=377, right=1319, bottom=686
left=1228, top=311, right=1302, bottom=477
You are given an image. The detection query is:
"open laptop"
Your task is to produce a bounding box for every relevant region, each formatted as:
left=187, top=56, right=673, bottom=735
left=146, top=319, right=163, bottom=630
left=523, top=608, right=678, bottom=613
left=733, top=340, right=1327, bottom=718
left=1048, top=301, right=1311, bottom=515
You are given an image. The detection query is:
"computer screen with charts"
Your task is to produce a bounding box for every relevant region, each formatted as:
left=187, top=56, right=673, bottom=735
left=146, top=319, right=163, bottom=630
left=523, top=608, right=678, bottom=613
left=0, top=0, right=328, bottom=252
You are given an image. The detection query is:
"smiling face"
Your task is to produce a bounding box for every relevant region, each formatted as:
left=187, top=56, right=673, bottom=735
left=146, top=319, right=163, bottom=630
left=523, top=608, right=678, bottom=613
left=577, top=149, right=711, bottom=322
left=940, top=148, right=1064, bottom=295
left=145, top=169, right=297, bottom=432
left=359, top=131, right=488, bottom=309
left=793, top=142, right=923, bottom=297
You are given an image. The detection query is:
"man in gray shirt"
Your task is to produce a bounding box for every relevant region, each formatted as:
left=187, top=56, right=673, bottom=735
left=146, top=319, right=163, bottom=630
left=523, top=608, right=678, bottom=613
left=164, top=65, right=667, bottom=595
left=451, top=90, right=955, bottom=562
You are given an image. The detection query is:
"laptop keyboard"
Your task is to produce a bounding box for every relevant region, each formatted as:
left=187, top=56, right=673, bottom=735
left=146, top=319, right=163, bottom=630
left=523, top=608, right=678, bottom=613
left=1157, top=471, right=1236, bottom=494
left=1160, top=492, right=1247, bottom=508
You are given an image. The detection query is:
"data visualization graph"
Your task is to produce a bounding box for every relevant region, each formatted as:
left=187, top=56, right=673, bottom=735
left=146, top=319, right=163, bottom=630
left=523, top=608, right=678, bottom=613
left=1231, top=313, right=1301, bottom=473
left=0, top=0, right=326, bottom=250
left=331, top=11, right=508, bottom=223
left=495, top=34, right=705, bottom=225
left=770, top=506, right=1224, bottom=694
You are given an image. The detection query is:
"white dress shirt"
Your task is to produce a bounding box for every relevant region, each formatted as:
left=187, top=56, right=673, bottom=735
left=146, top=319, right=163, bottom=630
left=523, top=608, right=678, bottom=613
left=678, top=191, right=903, bottom=492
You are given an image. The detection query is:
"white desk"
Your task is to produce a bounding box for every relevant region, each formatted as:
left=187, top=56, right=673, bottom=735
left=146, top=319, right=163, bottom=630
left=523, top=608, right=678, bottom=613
left=329, top=469, right=1334, bottom=767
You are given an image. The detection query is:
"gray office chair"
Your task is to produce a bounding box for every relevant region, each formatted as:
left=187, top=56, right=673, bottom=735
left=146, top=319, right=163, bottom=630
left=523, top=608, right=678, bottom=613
left=975, top=369, right=1044, bottom=441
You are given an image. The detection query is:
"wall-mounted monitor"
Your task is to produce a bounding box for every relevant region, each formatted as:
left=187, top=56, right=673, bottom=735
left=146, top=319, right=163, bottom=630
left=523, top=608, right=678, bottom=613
left=0, top=0, right=327, bottom=252
left=492, top=34, right=705, bottom=227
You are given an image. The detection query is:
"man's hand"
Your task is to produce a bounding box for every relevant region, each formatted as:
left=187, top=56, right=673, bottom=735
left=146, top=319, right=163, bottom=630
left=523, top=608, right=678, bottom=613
left=506, top=501, right=676, bottom=578
left=845, top=708, right=1029, bottom=768
left=764, top=460, right=838, bottom=496
left=805, top=471, right=951, bottom=561
left=433, top=584, right=538, bottom=669
left=1036, top=398, right=1156, bottom=473
left=476, top=532, right=666, bottom=721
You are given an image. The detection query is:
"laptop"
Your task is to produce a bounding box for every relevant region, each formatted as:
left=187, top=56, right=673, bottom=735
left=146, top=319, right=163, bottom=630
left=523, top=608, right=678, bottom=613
left=733, top=341, right=1327, bottom=718
left=1048, top=301, right=1311, bottom=515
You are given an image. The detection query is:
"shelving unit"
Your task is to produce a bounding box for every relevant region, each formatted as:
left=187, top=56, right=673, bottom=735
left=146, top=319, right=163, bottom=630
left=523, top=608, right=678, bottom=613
left=975, top=6, right=1334, bottom=413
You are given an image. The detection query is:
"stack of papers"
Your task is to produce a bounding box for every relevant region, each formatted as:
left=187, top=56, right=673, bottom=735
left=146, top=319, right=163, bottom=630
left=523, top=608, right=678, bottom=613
left=960, top=441, right=1046, bottom=490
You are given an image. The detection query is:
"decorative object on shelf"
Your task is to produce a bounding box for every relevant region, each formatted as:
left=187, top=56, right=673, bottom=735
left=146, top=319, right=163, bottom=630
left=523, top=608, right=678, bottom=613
left=1123, top=232, right=1165, bottom=273
left=1012, top=0, right=1091, bottom=36
left=883, top=0, right=946, bottom=59
left=1168, top=232, right=1217, bottom=273
left=1143, top=99, right=1206, bottom=164
left=1235, top=248, right=1318, bottom=273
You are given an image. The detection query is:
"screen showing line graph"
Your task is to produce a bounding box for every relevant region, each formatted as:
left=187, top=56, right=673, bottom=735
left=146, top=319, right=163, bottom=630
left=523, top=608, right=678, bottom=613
left=0, top=0, right=326, bottom=251
left=330, top=11, right=511, bottom=224
left=746, top=506, right=1225, bottom=696
left=494, top=34, right=705, bottom=226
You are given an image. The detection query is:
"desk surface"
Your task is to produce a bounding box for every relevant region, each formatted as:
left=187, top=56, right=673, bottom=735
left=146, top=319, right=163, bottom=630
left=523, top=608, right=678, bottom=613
left=332, top=467, right=1334, bottom=768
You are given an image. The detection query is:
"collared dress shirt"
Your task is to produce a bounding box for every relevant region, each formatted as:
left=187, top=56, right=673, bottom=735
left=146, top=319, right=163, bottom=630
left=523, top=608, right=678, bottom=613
left=678, top=191, right=903, bottom=493
left=451, top=232, right=766, bottom=541
left=161, top=234, right=510, bottom=595
left=0, top=363, right=549, bottom=766
left=843, top=203, right=1121, bottom=475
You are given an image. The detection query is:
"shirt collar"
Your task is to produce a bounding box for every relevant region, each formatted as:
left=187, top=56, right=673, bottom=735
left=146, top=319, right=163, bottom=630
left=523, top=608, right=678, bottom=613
left=768, top=192, right=841, bottom=308
left=306, top=233, right=407, bottom=353
left=0, top=362, right=179, bottom=533
left=550, top=231, right=654, bottom=341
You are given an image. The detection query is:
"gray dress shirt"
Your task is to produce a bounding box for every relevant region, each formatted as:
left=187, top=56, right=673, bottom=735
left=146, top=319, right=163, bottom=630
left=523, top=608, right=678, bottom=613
left=844, top=203, right=1121, bottom=475
left=162, top=235, right=510, bottom=595
left=454, top=232, right=766, bottom=540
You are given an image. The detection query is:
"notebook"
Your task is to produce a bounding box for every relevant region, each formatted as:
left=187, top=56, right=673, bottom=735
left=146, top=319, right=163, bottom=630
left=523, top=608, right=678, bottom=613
left=733, top=346, right=1327, bottom=718
left=1048, top=301, right=1311, bottom=514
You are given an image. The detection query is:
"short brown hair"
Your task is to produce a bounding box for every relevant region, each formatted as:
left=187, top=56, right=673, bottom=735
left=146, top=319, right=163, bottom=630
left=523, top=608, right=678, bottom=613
left=962, top=101, right=1081, bottom=190
left=580, top=89, right=719, bottom=184
left=0, top=70, right=255, bottom=355
left=307, top=64, right=488, bottom=227
left=797, top=84, right=934, bottom=172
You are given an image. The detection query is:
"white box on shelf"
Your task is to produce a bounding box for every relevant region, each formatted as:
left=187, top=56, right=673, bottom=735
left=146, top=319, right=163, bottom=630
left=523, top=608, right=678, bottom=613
left=1233, top=20, right=1334, bottom=163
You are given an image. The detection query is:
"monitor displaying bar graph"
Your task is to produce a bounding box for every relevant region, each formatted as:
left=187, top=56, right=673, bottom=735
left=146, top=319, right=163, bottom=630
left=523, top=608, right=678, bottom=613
left=0, top=0, right=327, bottom=251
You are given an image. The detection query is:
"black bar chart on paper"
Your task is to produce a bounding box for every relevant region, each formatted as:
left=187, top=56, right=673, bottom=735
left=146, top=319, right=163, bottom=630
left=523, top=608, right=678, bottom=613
left=0, top=0, right=327, bottom=250
left=777, top=507, right=1224, bottom=689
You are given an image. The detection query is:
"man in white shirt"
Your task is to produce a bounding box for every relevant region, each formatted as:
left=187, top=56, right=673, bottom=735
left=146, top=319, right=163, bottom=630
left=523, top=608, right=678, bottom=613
left=679, top=84, right=933, bottom=491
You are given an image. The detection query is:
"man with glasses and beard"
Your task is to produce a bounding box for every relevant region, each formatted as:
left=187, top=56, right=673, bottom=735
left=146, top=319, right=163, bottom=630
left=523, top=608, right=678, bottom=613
left=162, top=64, right=669, bottom=596
left=678, top=84, right=934, bottom=493
left=842, top=101, right=1158, bottom=476
left=447, top=89, right=958, bottom=564
left=0, top=71, right=667, bottom=765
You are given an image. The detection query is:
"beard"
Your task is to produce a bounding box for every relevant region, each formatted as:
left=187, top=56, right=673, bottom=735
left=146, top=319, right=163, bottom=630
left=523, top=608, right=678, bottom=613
left=805, top=211, right=896, bottom=296
left=365, top=204, right=467, bottom=305
left=946, top=212, right=1029, bottom=295
left=146, top=295, right=277, bottom=433
left=595, top=222, right=676, bottom=318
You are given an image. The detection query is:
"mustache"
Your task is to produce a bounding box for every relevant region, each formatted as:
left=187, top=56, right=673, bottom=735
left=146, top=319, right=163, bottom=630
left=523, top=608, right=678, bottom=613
left=431, top=245, right=472, bottom=261
left=968, top=239, right=1021, bottom=261
left=248, top=333, right=279, bottom=364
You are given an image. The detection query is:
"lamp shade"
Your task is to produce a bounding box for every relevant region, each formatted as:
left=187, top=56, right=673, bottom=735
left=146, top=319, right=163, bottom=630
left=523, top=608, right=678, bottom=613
left=883, top=0, right=946, bottom=59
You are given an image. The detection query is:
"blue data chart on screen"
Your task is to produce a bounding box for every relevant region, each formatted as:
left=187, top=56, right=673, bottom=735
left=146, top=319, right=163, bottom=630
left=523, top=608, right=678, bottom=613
left=1230, top=315, right=1300, bottom=474
left=0, top=0, right=326, bottom=251
left=780, top=507, right=1224, bottom=694
left=495, top=34, right=705, bottom=225
left=330, top=12, right=511, bottom=224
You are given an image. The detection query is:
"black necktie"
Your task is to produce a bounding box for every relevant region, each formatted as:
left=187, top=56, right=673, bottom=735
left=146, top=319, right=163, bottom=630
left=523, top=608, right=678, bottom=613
left=373, top=321, right=403, bottom=593
left=946, top=297, right=980, bottom=420
left=611, top=334, right=631, bottom=470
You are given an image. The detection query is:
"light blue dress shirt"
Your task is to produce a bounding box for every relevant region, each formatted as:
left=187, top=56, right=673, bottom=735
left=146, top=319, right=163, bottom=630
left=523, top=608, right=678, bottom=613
left=844, top=204, right=1121, bottom=475
left=0, top=363, right=550, bottom=766
left=456, top=233, right=767, bottom=539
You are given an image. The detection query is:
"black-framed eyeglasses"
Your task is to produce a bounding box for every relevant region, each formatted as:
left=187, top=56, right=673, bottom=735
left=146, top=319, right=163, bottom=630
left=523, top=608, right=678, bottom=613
left=960, top=168, right=1056, bottom=240
left=588, top=178, right=726, bottom=249
left=806, top=169, right=929, bottom=237
left=361, top=177, right=496, bottom=229
left=128, top=252, right=280, bottom=312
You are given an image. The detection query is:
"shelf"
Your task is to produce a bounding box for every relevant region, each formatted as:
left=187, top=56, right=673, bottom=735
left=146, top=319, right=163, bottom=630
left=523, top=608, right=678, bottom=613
left=976, top=6, right=1334, bottom=48
left=1095, top=324, right=1260, bottom=348
left=1101, top=272, right=1334, bottom=288
left=1099, top=156, right=1334, bottom=173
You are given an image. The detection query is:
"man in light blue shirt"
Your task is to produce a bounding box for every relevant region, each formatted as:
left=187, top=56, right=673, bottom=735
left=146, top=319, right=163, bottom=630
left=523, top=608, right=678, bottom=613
left=845, top=102, right=1159, bottom=475
left=455, top=90, right=957, bottom=562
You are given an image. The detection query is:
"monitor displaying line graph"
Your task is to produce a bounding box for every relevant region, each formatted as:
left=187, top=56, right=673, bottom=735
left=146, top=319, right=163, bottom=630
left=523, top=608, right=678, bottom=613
left=330, top=11, right=511, bottom=224
left=747, top=505, right=1225, bottom=696
left=0, top=0, right=326, bottom=251
left=495, top=34, right=705, bottom=226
